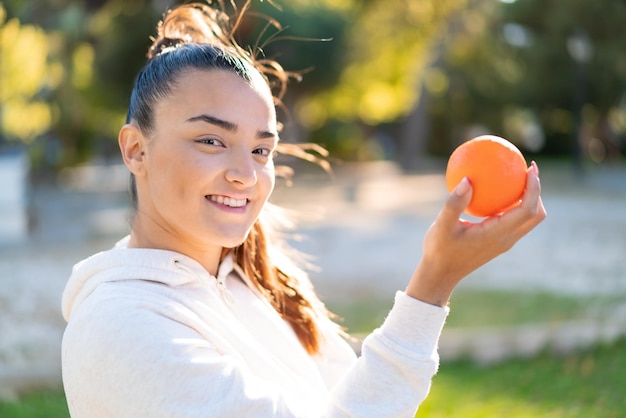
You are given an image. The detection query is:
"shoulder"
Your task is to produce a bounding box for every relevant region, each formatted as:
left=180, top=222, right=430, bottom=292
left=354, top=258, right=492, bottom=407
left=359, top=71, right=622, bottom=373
left=61, top=281, right=303, bottom=418
left=62, top=278, right=217, bottom=356
left=62, top=282, right=199, bottom=369
left=61, top=283, right=223, bottom=416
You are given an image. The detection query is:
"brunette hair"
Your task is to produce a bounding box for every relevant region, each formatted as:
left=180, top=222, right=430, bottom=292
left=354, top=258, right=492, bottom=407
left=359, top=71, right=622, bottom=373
left=125, top=1, right=333, bottom=354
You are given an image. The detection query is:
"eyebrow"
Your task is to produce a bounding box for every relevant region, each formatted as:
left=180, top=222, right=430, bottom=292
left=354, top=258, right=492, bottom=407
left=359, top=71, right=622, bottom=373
left=186, top=114, right=277, bottom=139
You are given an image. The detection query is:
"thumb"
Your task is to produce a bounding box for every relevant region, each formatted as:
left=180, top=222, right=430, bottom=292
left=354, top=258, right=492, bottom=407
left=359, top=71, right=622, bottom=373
left=440, top=177, right=473, bottom=223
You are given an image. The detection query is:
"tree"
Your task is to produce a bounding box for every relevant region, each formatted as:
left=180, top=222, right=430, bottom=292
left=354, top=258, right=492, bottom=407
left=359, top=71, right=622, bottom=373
left=293, top=0, right=467, bottom=163
left=0, top=5, right=56, bottom=146
left=428, top=0, right=626, bottom=165
left=1, top=0, right=471, bottom=169
left=1, top=0, right=161, bottom=170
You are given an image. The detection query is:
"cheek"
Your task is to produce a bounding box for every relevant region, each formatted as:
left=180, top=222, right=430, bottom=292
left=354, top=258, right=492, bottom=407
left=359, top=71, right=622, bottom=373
left=260, top=163, right=276, bottom=197
left=148, top=149, right=196, bottom=197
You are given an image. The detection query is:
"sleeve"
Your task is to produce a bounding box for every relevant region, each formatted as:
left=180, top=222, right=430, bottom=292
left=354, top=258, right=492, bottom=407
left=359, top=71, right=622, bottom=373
left=62, top=294, right=299, bottom=418
left=325, top=291, right=449, bottom=417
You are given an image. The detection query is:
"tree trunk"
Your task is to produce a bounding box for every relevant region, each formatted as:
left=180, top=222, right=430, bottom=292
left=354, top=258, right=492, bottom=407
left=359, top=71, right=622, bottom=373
left=398, top=81, right=431, bottom=171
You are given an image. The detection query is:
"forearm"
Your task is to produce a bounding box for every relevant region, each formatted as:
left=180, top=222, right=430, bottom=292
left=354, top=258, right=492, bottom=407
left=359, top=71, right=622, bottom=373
left=327, top=292, right=448, bottom=417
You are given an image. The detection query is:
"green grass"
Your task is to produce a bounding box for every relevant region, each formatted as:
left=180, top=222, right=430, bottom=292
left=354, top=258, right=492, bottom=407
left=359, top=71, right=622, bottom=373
left=327, top=289, right=623, bottom=334
left=445, top=289, right=599, bottom=328
left=4, top=338, right=625, bottom=417
left=416, top=337, right=626, bottom=417
left=0, top=390, right=69, bottom=418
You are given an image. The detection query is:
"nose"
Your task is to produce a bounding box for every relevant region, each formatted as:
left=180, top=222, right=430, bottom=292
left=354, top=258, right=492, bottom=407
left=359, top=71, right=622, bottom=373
left=224, top=150, right=257, bottom=187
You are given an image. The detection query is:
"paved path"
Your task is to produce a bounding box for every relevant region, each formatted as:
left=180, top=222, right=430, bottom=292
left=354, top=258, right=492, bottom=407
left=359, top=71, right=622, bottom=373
left=1, top=160, right=625, bottom=398
left=271, top=161, right=626, bottom=299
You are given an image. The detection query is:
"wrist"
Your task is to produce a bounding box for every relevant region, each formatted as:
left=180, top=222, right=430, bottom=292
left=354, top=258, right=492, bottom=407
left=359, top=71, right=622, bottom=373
left=405, top=260, right=457, bottom=307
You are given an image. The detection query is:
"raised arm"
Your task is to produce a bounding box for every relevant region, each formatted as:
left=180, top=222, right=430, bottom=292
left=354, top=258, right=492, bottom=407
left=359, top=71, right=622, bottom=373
left=407, top=161, right=546, bottom=307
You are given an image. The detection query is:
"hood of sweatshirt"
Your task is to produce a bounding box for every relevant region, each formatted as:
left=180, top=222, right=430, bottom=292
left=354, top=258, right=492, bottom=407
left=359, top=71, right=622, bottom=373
left=61, top=236, right=234, bottom=322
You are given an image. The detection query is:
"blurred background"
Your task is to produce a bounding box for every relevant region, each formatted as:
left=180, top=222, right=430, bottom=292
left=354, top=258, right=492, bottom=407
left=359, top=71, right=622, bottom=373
left=1, top=0, right=625, bottom=416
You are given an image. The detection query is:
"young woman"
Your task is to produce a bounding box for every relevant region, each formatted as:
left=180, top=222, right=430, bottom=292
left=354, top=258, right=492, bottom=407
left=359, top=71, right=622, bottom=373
left=61, top=2, right=546, bottom=417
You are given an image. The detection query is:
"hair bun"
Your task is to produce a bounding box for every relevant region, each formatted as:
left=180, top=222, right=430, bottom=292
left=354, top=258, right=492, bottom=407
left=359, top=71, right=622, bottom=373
left=147, top=3, right=233, bottom=60
left=147, top=36, right=185, bottom=59
left=143, top=1, right=295, bottom=102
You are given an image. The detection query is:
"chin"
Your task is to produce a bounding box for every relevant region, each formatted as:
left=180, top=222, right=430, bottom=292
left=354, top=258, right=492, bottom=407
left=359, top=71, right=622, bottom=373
left=221, top=239, right=246, bottom=250
left=214, top=231, right=251, bottom=249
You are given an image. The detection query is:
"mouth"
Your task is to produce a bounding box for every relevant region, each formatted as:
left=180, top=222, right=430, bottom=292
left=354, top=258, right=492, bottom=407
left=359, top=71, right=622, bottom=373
left=207, top=195, right=248, bottom=208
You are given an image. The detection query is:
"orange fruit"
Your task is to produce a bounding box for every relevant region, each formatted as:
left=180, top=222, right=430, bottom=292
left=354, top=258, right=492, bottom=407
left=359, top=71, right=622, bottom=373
left=445, top=135, right=527, bottom=217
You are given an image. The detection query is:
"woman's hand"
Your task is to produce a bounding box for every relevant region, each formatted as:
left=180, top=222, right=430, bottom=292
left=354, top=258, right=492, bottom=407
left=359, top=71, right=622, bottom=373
left=406, top=161, right=547, bottom=307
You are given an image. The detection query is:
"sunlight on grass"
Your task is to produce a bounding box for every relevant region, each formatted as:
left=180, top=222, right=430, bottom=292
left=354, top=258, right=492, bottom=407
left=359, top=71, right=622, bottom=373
left=416, top=338, right=626, bottom=417
left=445, top=289, right=594, bottom=328
left=327, top=288, right=618, bottom=334
left=0, top=390, right=69, bottom=418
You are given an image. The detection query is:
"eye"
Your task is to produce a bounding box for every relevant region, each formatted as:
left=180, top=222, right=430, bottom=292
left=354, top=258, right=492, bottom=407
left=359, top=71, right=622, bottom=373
left=252, top=147, right=276, bottom=158
left=195, top=137, right=225, bottom=147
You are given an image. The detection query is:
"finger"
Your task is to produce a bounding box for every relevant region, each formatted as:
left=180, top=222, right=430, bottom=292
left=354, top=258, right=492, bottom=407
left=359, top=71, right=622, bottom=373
left=504, top=162, right=547, bottom=236
left=521, top=162, right=541, bottom=208
left=439, top=177, right=473, bottom=227
left=515, top=194, right=547, bottom=237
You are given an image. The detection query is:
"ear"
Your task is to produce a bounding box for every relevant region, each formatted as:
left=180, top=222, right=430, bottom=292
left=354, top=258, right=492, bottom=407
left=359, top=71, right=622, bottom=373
left=118, top=124, right=147, bottom=177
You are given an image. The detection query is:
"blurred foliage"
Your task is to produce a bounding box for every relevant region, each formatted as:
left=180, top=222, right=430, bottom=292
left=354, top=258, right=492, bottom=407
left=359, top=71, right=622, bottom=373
left=427, top=0, right=626, bottom=161
left=1, top=0, right=158, bottom=170
left=301, top=0, right=466, bottom=126
left=1, top=0, right=625, bottom=171
left=295, top=0, right=467, bottom=161
left=0, top=4, right=57, bottom=143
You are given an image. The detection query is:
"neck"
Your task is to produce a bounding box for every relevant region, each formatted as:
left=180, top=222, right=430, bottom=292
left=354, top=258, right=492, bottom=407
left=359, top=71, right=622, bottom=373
left=128, top=215, right=223, bottom=277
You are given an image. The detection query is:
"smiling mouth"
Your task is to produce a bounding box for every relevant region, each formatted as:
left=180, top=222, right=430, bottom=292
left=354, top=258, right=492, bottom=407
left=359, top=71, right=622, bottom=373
left=208, top=195, right=247, bottom=208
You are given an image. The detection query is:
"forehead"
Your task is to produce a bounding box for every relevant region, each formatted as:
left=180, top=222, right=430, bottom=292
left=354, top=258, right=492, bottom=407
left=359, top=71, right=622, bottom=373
left=155, top=68, right=276, bottom=125
left=176, top=68, right=272, bottom=103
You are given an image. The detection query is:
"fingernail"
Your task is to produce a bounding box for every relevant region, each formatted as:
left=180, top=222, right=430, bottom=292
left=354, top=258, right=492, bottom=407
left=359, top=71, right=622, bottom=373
left=455, top=177, right=471, bottom=196
left=531, top=161, right=539, bottom=176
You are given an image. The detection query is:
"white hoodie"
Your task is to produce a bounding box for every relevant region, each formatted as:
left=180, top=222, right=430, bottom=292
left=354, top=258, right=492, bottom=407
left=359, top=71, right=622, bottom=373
left=62, top=237, right=448, bottom=417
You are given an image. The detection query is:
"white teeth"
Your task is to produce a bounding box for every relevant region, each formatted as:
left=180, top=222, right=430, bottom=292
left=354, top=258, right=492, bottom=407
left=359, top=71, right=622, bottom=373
left=210, top=195, right=246, bottom=207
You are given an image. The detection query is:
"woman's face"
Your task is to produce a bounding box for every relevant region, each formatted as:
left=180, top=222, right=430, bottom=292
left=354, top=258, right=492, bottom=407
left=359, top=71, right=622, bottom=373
left=134, top=69, right=278, bottom=253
